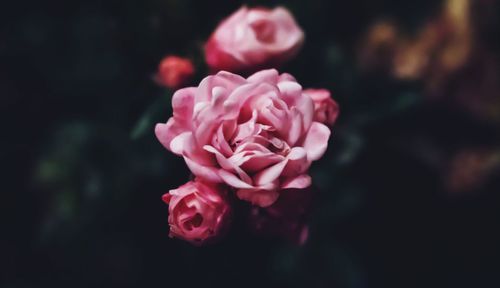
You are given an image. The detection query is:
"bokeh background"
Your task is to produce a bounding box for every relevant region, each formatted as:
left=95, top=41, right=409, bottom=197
left=2, top=0, right=500, bottom=287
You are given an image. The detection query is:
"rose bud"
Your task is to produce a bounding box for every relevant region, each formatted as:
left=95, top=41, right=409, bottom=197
left=157, top=55, right=195, bottom=89
left=162, top=179, right=231, bottom=245
left=249, top=188, right=314, bottom=245
left=205, top=6, right=304, bottom=73
left=156, top=69, right=332, bottom=208
left=304, top=89, right=339, bottom=126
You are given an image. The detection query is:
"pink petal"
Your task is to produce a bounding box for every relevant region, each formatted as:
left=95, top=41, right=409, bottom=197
left=286, top=108, right=303, bottom=145
left=281, top=174, right=312, bottom=189
left=155, top=120, right=187, bottom=155
left=171, top=87, right=196, bottom=122
left=253, top=159, right=289, bottom=186
left=279, top=73, right=296, bottom=82
left=302, top=122, right=331, bottom=161
left=239, top=153, right=284, bottom=173
left=231, top=111, right=258, bottom=144
left=181, top=134, right=215, bottom=166
left=283, top=147, right=310, bottom=176
left=277, top=81, right=302, bottom=105
left=218, top=170, right=254, bottom=189
left=300, top=95, right=315, bottom=132
left=196, top=72, right=245, bottom=103
left=234, top=142, right=272, bottom=154
left=203, top=145, right=252, bottom=184
left=247, top=69, right=279, bottom=84
left=277, top=81, right=314, bottom=131
left=212, top=124, right=233, bottom=157
left=184, top=156, right=222, bottom=183
left=224, top=83, right=278, bottom=121
left=195, top=116, right=219, bottom=146
left=161, top=192, right=172, bottom=204
left=259, top=105, right=284, bottom=131
left=170, top=131, right=192, bottom=155
left=236, top=188, right=280, bottom=207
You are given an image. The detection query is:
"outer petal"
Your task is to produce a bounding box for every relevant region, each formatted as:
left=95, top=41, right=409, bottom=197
left=283, top=147, right=310, bottom=176
left=279, top=72, right=296, bottom=82
left=247, top=69, right=279, bottom=84
left=171, top=87, right=196, bottom=122
left=184, top=157, right=222, bottom=183
left=196, top=72, right=246, bottom=103
left=155, top=119, right=187, bottom=155
left=302, top=122, right=331, bottom=161
left=170, top=131, right=192, bottom=155
left=281, top=174, right=311, bottom=189
left=236, top=188, right=280, bottom=207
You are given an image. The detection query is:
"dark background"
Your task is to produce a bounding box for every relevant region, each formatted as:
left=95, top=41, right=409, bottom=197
left=2, top=0, right=500, bottom=287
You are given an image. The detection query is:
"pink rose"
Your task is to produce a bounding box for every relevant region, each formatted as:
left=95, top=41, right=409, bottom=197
left=205, top=6, right=304, bottom=73
left=156, top=69, right=332, bottom=207
left=304, top=89, right=339, bottom=126
left=162, top=179, right=231, bottom=245
left=157, top=55, right=195, bottom=89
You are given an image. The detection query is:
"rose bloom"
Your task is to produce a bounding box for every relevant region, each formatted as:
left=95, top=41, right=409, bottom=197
left=162, top=179, right=231, bottom=245
left=304, top=89, right=339, bottom=126
left=205, top=6, right=304, bottom=73
left=156, top=69, right=332, bottom=207
left=157, top=55, right=195, bottom=89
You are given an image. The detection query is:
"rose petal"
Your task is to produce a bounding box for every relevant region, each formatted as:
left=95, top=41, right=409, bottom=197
left=203, top=145, right=252, bottom=184
left=171, top=87, right=196, bottom=122
left=281, top=174, right=312, bottom=189
left=162, top=192, right=172, bottom=204
left=236, top=188, right=279, bottom=207
left=239, top=153, right=284, bottom=173
left=218, top=170, right=254, bottom=189
left=286, top=108, right=303, bottom=145
left=196, top=72, right=245, bottom=103
left=170, top=131, right=192, bottom=155
left=247, top=69, right=279, bottom=84
left=302, top=122, right=331, bottom=161
left=155, top=120, right=187, bottom=154
left=184, top=156, right=222, bottom=183
left=253, top=159, right=289, bottom=186
left=283, top=147, right=310, bottom=176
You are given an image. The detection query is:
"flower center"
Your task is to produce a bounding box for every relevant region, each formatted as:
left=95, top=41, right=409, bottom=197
left=183, top=213, right=203, bottom=231
left=250, top=19, right=277, bottom=43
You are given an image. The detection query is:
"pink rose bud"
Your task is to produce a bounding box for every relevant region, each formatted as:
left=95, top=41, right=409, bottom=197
left=156, top=69, right=332, bottom=208
left=162, top=179, right=231, bottom=245
left=249, top=188, right=314, bottom=245
left=205, top=6, right=304, bottom=73
left=157, top=56, right=195, bottom=89
left=304, top=89, right=339, bottom=126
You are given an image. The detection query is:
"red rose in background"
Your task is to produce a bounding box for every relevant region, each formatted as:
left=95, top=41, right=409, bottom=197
left=157, top=56, right=195, bottom=89
left=205, top=6, right=304, bottom=73
left=304, top=89, right=339, bottom=126
left=162, top=179, right=231, bottom=245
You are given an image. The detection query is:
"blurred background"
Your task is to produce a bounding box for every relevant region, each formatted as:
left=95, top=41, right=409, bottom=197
left=2, top=0, right=500, bottom=287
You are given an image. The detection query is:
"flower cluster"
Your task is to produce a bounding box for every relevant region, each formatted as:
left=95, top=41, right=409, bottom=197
left=155, top=6, right=339, bottom=245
